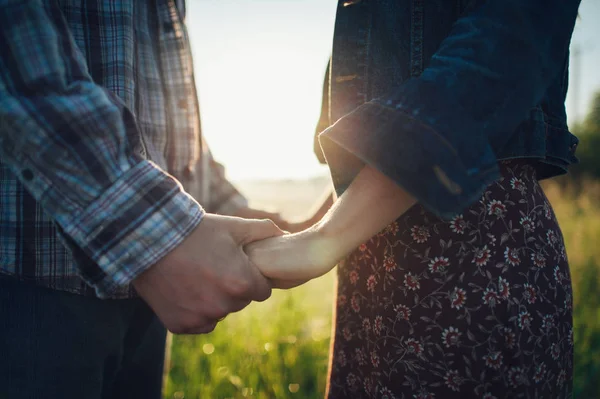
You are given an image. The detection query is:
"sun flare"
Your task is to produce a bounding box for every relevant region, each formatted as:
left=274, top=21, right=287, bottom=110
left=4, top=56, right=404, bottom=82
left=186, top=1, right=337, bottom=182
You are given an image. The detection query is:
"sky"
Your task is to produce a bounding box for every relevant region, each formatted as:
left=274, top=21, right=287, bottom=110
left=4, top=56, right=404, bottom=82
left=187, top=0, right=600, bottom=182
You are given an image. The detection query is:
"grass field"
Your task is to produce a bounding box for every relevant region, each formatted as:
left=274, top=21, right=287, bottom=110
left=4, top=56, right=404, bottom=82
left=164, top=177, right=600, bottom=399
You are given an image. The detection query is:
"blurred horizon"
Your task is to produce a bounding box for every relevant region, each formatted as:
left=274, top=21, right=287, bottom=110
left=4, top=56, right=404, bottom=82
left=188, top=0, right=600, bottom=182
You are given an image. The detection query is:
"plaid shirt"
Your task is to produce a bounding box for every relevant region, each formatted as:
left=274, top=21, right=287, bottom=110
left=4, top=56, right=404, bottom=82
left=0, top=0, right=247, bottom=299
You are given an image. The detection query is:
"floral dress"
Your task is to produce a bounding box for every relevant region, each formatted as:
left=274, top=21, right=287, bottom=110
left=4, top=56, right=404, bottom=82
left=327, top=161, right=573, bottom=399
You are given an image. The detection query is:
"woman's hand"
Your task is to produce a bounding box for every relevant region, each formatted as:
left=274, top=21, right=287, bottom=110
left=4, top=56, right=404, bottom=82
left=245, top=226, right=342, bottom=288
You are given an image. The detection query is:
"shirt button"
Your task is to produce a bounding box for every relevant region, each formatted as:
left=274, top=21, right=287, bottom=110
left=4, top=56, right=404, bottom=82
left=22, top=169, right=34, bottom=181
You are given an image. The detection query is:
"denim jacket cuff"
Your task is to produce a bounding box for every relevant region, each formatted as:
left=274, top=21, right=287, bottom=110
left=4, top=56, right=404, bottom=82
left=318, top=102, right=501, bottom=220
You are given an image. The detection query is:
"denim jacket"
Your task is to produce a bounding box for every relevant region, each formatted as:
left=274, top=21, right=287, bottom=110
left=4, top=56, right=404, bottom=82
left=315, top=0, right=581, bottom=219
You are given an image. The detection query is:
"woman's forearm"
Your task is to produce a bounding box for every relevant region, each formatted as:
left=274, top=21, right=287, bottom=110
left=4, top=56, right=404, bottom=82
left=245, top=164, right=415, bottom=285
left=315, top=164, right=416, bottom=258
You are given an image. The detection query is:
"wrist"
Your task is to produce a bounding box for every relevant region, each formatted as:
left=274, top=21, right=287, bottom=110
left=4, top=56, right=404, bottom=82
left=307, top=222, right=350, bottom=266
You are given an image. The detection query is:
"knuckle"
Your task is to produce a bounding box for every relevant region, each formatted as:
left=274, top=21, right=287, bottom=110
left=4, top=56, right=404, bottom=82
left=198, top=322, right=218, bottom=334
left=254, top=285, right=272, bottom=302
left=227, top=275, right=253, bottom=297
left=170, top=314, right=206, bottom=335
left=182, top=316, right=201, bottom=332
left=205, top=304, right=229, bottom=320
left=169, top=320, right=192, bottom=335
left=201, top=264, right=218, bottom=281
left=169, top=324, right=185, bottom=334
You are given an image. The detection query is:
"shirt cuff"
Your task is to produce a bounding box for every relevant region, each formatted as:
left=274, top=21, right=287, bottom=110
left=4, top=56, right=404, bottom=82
left=58, top=160, right=204, bottom=298
left=319, top=101, right=501, bottom=220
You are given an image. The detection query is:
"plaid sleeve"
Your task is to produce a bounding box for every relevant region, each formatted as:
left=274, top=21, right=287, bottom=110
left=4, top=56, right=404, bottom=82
left=174, top=137, right=247, bottom=216
left=0, top=0, right=204, bottom=297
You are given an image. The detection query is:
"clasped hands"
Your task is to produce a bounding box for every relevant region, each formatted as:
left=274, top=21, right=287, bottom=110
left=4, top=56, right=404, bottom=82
left=132, top=212, right=340, bottom=335
left=133, top=165, right=414, bottom=335
left=245, top=219, right=342, bottom=288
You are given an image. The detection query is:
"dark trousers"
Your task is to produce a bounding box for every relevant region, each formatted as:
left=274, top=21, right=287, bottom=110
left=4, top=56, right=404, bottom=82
left=0, top=276, right=167, bottom=399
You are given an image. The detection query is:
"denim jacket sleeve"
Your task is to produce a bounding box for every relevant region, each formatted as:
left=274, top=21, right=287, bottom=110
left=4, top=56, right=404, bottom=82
left=319, top=0, right=581, bottom=219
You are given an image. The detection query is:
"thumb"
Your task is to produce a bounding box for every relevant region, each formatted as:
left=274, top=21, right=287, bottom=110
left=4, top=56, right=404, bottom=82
left=233, top=218, right=286, bottom=245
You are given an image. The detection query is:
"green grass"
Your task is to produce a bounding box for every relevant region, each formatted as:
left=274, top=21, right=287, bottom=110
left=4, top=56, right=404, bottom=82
left=165, top=275, right=336, bottom=399
left=165, top=180, right=600, bottom=399
left=545, top=180, right=600, bottom=399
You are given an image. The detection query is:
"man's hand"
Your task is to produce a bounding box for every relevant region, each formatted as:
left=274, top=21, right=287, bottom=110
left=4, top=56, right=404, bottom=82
left=132, top=214, right=284, bottom=334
